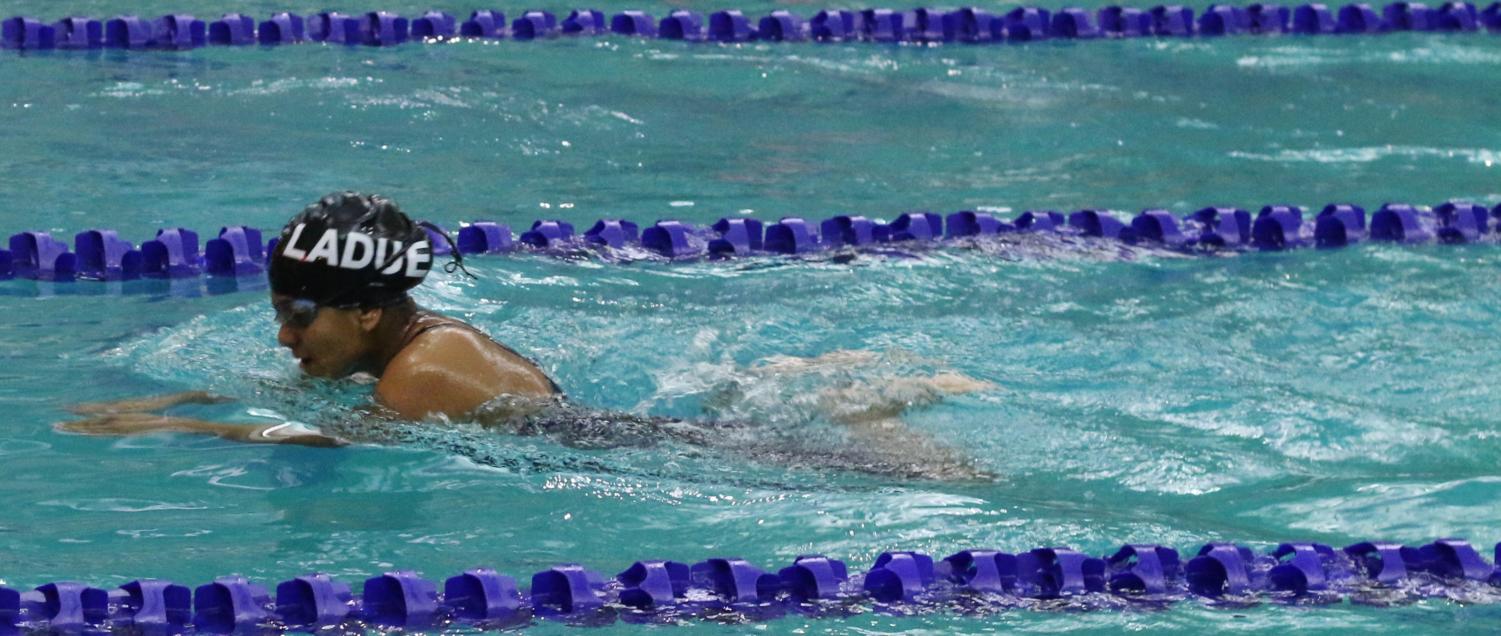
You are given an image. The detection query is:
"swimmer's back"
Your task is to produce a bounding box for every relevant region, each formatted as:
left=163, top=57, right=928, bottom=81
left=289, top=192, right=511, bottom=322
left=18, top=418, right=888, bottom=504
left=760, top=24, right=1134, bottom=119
left=375, top=310, right=560, bottom=420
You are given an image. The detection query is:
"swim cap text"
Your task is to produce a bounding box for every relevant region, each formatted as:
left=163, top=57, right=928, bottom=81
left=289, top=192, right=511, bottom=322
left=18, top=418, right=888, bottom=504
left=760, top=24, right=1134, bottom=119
left=280, top=224, right=431, bottom=278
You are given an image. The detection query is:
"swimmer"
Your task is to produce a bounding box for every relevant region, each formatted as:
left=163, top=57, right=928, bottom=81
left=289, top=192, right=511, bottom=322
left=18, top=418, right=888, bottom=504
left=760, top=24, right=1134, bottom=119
left=59, top=192, right=994, bottom=480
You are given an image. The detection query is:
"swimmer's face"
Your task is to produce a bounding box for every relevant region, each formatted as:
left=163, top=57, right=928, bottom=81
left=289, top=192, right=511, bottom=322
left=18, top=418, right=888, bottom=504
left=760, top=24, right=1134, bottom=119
left=271, top=293, right=379, bottom=378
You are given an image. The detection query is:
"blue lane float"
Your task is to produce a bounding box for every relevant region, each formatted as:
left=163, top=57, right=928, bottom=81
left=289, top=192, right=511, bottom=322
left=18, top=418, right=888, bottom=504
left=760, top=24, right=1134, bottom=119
left=462, top=10, right=508, bottom=38
left=564, top=10, right=609, bottom=36
left=5, top=3, right=1501, bottom=51
left=258, top=13, right=305, bottom=44
left=512, top=11, right=559, bottom=39
left=208, top=14, right=256, bottom=46
left=413, top=11, right=458, bottom=39
left=2, top=198, right=1497, bottom=289
left=309, top=12, right=360, bottom=44
left=1314, top=203, right=1367, bottom=248
left=6, top=538, right=1501, bottom=632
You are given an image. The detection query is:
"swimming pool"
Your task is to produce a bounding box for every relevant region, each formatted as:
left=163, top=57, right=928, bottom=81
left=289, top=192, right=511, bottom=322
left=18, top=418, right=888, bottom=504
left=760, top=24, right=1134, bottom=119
left=3, top=1, right=1501, bottom=631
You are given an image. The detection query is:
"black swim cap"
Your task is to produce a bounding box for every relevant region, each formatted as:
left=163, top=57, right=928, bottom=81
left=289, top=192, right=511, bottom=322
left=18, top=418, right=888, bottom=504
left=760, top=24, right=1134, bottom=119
left=269, top=192, right=433, bottom=308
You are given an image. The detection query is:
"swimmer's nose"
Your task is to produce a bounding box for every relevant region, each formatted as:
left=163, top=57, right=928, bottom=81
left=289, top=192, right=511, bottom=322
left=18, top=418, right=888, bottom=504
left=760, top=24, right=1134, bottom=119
left=277, top=322, right=299, bottom=349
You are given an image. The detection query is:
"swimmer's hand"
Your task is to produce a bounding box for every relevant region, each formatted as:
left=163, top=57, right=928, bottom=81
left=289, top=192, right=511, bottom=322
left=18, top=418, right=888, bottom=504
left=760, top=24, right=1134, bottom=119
left=819, top=372, right=997, bottom=424
left=56, top=413, right=345, bottom=448
left=753, top=349, right=883, bottom=374
left=68, top=391, right=234, bottom=416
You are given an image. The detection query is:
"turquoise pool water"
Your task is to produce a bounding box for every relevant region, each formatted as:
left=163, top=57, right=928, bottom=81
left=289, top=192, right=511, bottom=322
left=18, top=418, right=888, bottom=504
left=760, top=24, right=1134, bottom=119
left=3, top=3, right=1501, bottom=632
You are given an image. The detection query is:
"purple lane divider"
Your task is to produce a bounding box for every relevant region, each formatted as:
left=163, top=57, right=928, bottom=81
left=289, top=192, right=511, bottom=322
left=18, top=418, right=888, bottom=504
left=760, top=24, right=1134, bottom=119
left=1006, top=7, right=1053, bottom=39
left=55, top=17, right=102, bottom=49
left=611, top=11, right=656, bottom=35
left=1411, top=538, right=1492, bottom=581
left=1344, top=542, right=1411, bottom=585
left=563, top=9, right=608, bottom=35
left=1370, top=203, right=1435, bottom=243
left=1106, top=544, right=1181, bottom=595
left=1337, top=3, right=1386, bottom=31
left=777, top=555, right=850, bottom=600
left=457, top=222, right=515, bottom=254
left=192, top=577, right=270, bottom=634
left=142, top=228, right=201, bottom=278
left=530, top=564, right=606, bottom=618
left=309, top=12, right=359, bottom=44
left=863, top=551, right=935, bottom=602
left=105, top=15, right=152, bottom=48
left=209, top=14, right=255, bottom=45
left=945, top=210, right=1008, bottom=237
left=1200, top=4, right=1248, bottom=34
left=1101, top=5, right=1155, bottom=35
left=1268, top=543, right=1347, bottom=594
left=1130, top=209, right=1189, bottom=246
left=360, top=571, right=438, bottom=628
left=0, top=587, right=18, bottom=631
left=938, top=550, right=1017, bottom=594
left=759, top=10, right=807, bottom=40
left=519, top=220, right=574, bottom=248
left=1384, top=1, right=1435, bottom=29
left=1054, top=8, right=1102, bottom=37
left=765, top=217, right=821, bottom=254
left=1068, top=209, right=1126, bottom=238
left=1185, top=543, right=1257, bottom=597
left=1014, top=210, right=1066, bottom=232
left=659, top=10, right=705, bottom=40
left=2, top=17, right=56, bottom=49
left=361, top=11, right=409, bottom=46
left=690, top=558, right=781, bottom=604
left=74, top=229, right=142, bottom=281
left=947, top=8, right=1002, bottom=41
left=1151, top=4, right=1197, bottom=34
left=710, top=10, right=756, bottom=41
left=1314, top=203, right=1367, bottom=248
left=8, top=231, right=77, bottom=281
left=413, top=11, right=457, bottom=38
left=1014, top=547, right=1106, bottom=598
left=642, top=220, right=697, bottom=257
left=511, top=9, right=558, bottom=39
left=617, top=560, right=690, bottom=608
left=1434, top=200, right=1488, bottom=242
left=709, top=217, right=764, bottom=255
left=1248, top=3, right=1292, bottom=31
left=110, top=580, right=192, bottom=635
left=811, top=9, right=862, bottom=40
left=22, top=582, right=108, bottom=632
left=204, top=226, right=264, bottom=276
left=886, top=212, right=943, bottom=241
left=1294, top=3, right=1338, bottom=31
left=444, top=568, right=523, bottom=623
left=820, top=215, right=879, bottom=248
left=583, top=219, right=639, bottom=249
left=257, top=13, right=304, bottom=44
left=1187, top=207, right=1251, bottom=246
left=150, top=14, right=205, bottom=49
left=275, top=573, right=351, bottom=630
left=1252, top=205, right=1306, bottom=250
left=461, top=10, right=508, bottom=38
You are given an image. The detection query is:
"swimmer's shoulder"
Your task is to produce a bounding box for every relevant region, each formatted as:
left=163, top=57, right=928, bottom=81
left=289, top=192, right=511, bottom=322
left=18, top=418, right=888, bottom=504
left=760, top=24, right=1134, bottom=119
left=375, top=317, right=558, bottom=420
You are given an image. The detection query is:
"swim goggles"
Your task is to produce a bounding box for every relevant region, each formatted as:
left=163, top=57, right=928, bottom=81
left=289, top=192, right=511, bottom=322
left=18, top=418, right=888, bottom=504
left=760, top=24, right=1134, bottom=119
left=273, top=291, right=418, bottom=329
left=273, top=298, right=324, bottom=329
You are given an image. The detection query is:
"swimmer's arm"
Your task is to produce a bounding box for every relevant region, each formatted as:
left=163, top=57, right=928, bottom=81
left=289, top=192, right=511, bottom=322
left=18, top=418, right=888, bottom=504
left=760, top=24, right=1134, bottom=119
left=818, top=373, right=997, bottom=425
left=68, top=391, right=232, bottom=415
left=56, top=413, right=346, bottom=447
